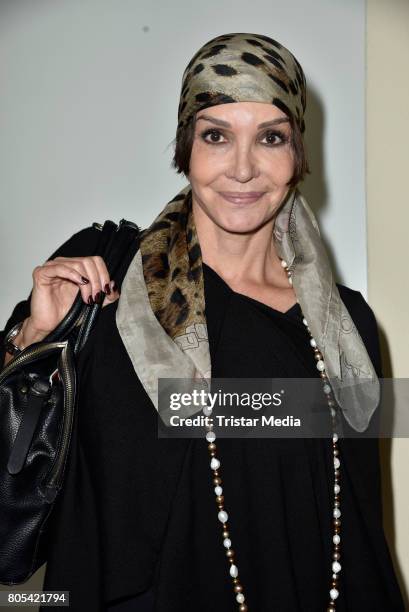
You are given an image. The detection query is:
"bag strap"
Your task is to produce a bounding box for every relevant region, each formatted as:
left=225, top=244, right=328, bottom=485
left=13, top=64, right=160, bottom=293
left=73, top=220, right=141, bottom=353
left=43, top=219, right=141, bottom=352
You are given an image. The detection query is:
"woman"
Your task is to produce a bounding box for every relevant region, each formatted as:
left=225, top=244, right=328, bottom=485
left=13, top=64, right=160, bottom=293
left=1, top=33, right=405, bottom=611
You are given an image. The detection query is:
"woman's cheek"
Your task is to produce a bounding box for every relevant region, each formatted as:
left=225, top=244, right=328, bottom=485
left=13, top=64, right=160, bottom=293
left=194, top=144, right=227, bottom=164
left=263, top=150, right=295, bottom=184
left=190, top=147, right=227, bottom=179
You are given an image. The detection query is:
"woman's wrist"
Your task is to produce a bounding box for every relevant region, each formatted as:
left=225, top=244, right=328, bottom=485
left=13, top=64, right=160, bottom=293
left=3, top=318, right=52, bottom=368
left=5, top=318, right=48, bottom=356
left=18, top=317, right=49, bottom=347
left=3, top=319, right=46, bottom=367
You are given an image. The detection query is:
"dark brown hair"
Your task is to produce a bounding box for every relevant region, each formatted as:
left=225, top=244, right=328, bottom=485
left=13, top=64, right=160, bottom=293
left=171, top=110, right=310, bottom=188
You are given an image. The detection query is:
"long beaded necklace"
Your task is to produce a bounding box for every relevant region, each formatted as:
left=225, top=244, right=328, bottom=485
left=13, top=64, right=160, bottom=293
left=203, top=259, right=342, bottom=611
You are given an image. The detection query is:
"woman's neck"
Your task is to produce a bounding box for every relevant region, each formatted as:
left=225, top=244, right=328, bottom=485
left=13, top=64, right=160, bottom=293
left=193, top=203, right=290, bottom=291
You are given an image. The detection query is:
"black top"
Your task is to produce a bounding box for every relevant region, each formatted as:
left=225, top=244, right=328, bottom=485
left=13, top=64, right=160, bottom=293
left=0, top=227, right=404, bottom=612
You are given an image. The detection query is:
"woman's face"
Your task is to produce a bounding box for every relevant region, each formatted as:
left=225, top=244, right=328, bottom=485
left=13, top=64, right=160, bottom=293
left=188, top=101, right=295, bottom=234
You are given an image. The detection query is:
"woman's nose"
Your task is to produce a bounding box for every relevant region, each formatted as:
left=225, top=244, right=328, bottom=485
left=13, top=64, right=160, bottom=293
left=227, top=147, right=258, bottom=182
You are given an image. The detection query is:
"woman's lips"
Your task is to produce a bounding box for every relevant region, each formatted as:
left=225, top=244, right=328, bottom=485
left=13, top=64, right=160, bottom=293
left=219, top=191, right=266, bottom=204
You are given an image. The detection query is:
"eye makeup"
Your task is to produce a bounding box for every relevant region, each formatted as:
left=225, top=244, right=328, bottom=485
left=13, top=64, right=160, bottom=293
left=199, top=128, right=290, bottom=147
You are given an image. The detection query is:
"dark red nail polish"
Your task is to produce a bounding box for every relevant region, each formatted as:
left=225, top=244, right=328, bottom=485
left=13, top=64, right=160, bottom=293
left=88, top=295, right=94, bottom=305
left=111, top=281, right=117, bottom=292
left=94, top=292, right=101, bottom=304
left=81, top=276, right=90, bottom=284
left=104, top=283, right=111, bottom=295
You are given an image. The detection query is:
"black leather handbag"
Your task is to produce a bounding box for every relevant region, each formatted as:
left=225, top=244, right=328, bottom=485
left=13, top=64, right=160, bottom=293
left=0, top=218, right=141, bottom=585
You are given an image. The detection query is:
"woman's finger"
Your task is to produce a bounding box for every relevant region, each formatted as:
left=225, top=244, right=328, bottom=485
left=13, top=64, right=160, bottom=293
left=102, top=280, right=120, bottom=307
left=34, top=262, right=89, bottom=287
left=74, top=259, right=100, bottom=304
left=43, top=259, right=99, bottom=304
left=34, top=262, right=92, bottom=304
left=60, top=256, right=110, bottom=304
left=91, top=256, right=112, bottom=299
left=42, top=256, right=112, bottom=305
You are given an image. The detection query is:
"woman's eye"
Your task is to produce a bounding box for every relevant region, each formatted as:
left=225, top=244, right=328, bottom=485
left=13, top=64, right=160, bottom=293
left=261, top=130, right=286, bottom=146
left=200, top=128, right=288, bottom=146
left=201, top=129, right=226, bottom=144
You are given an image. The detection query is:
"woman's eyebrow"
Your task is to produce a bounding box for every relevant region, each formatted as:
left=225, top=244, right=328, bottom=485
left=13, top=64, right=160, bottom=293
left=196, top=115, right=290, bottom=128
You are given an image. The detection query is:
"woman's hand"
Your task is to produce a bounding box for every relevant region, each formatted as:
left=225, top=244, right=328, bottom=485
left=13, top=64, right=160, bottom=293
left=24, top=255, right=120, bottom=341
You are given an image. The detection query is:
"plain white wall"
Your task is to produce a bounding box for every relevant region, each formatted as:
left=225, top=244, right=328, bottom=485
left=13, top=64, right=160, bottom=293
left=0, top=0, right=366, bottom=329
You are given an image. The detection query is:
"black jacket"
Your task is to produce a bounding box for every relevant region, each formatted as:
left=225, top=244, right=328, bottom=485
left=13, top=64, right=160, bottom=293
left=0, top=226, right=404, bottom=612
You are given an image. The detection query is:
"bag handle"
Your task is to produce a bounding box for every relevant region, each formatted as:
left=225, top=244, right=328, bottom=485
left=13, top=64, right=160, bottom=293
left=42, top=219, right=141, bottom=351
left=73, top=220, right=141, bottom=353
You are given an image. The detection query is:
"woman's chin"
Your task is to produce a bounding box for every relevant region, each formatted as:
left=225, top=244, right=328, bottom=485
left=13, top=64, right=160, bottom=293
left=215, top=216, right=268, bottom=235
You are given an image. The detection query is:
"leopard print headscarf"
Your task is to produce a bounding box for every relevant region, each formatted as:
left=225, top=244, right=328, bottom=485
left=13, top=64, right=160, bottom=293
left=177, top=33, right=306, bottom=135
left=116, top=33, right=380, bottom=433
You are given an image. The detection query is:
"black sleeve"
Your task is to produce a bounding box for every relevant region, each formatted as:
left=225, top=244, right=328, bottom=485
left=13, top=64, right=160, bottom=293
left=0, top=225, right=102, bottom=366
left=336, top=283, right=383, bottom=378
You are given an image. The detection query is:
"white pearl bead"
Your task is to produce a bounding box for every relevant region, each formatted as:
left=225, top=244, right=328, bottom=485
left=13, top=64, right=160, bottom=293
left=211, top=457, right=220, bottom=470
left=229, top=564, right=238, bottom=577
left=200, top=269, right=350, bottom=598
left=218, top=510, right=228, bottom=523
left=206, top=431, right=216, bottom=443
left=281, top=259, right=287, bottom=268
left=330, top=588, right=339, bottom=600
